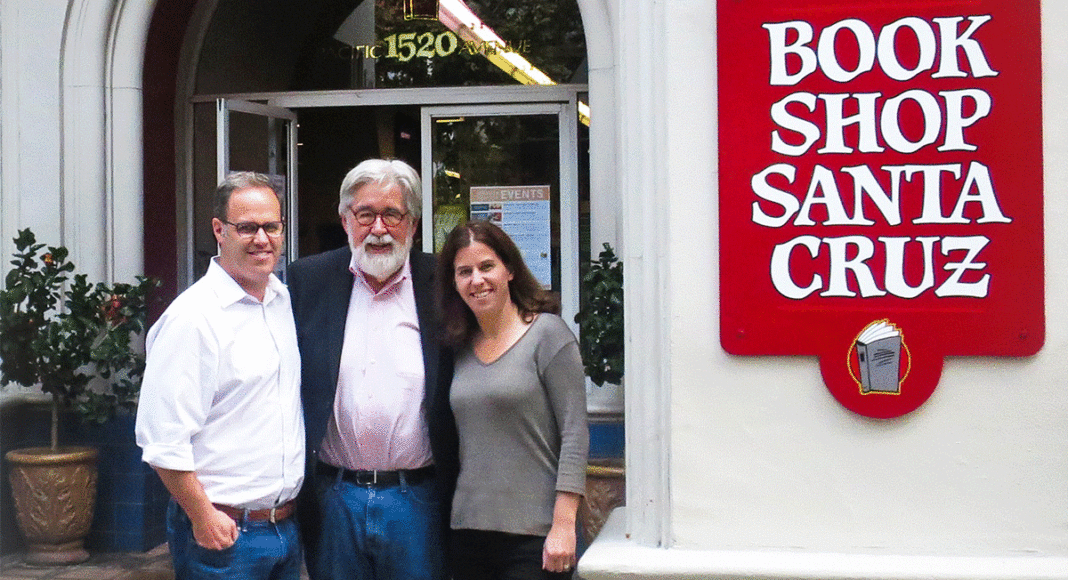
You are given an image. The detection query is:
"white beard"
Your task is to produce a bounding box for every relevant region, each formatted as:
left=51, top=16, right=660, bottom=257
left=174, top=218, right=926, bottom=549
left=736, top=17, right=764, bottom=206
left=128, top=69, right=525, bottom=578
left=352, top=232, right=411, bottom=281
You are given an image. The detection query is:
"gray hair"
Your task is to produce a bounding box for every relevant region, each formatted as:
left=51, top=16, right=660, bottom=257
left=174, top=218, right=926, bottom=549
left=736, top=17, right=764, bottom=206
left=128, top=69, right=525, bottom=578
left=338, top=159, right=422, bottom=221
left=214, top=172, right=282, bottom=220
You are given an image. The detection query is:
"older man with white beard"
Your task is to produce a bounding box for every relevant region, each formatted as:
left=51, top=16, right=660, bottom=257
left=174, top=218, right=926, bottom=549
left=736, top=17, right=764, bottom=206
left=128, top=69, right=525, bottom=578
left=287, top=159, right=458, bottom=580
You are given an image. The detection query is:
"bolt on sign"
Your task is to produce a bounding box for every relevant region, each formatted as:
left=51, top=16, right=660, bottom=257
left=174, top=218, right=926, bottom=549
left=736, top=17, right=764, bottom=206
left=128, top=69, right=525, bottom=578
left=717, top=1, right=1043, bottom=418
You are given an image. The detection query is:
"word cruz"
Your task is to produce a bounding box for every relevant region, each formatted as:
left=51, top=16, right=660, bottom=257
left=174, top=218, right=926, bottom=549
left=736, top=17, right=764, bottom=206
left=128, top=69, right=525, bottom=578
left=753, top=14, right=1012, bottom=302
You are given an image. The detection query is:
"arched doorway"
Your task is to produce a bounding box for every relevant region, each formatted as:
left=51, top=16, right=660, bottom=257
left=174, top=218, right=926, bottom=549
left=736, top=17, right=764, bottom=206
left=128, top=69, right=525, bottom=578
left=143, top=0, right=622, bottom=423
left=145, top=0, right=597, bottom=328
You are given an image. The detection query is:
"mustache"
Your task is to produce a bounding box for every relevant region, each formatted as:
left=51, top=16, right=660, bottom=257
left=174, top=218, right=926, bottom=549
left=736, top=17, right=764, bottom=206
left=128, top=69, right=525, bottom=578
left=363, top=233, right=396, bottom=246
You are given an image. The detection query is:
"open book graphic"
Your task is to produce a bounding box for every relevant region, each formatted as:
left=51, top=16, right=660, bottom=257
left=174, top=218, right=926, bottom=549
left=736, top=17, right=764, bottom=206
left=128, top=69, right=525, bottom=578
left=856, top=321, right=902, bottom=394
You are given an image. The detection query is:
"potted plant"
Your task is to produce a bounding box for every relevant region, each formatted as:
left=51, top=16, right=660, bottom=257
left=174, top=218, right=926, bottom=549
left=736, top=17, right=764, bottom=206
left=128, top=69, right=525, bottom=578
left=0, top=229, right=156, bottom=564
left=575, top=242, right=624, bottom=390
left=573, top=242, right=625, bottom=544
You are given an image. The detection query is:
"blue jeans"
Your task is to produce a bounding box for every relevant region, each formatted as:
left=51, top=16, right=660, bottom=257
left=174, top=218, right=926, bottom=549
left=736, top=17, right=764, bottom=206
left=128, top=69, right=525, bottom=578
left=166, top=499, right=302, bottom=580
left=309, top=470, right=446, bottom=580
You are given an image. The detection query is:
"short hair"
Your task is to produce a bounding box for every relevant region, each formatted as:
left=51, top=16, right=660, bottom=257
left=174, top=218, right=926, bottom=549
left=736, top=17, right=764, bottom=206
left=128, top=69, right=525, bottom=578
left=213, top=172, right=282, bottom=221
left=437, top=220, right=559, bottom=348
left=338, top=159, right=422, bottom=220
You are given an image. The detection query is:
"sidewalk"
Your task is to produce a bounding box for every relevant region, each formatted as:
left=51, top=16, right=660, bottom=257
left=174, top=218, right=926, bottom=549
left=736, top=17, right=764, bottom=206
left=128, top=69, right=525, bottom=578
left=0, top=544, right=173, bottom=580
left=0, top=545, right=313, bottom=580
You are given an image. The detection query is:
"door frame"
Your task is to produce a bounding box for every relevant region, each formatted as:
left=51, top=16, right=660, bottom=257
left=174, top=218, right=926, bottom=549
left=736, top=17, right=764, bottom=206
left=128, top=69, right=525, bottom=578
left=185, top=85, right=587, bottom=288
left=216, top=98, right=300, bottom=267
left=189, top=85, right=587, bottom=107
left=420, top=102, right=580, bottom=330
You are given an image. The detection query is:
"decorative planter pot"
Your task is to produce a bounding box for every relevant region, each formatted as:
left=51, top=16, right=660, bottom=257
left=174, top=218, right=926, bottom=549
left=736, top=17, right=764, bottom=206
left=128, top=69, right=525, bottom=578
left=579, top=457, right=625, bottom=545
left=586, top=379, right=623, bottom=416
left=5, top=446, right=98, bottom=565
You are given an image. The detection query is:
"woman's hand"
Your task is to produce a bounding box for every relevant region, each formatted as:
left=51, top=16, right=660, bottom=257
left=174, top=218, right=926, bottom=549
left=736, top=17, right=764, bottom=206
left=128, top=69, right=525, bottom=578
left=542, top=522, right=577, bottom=573
left=542, top=491, right=582, bottom=573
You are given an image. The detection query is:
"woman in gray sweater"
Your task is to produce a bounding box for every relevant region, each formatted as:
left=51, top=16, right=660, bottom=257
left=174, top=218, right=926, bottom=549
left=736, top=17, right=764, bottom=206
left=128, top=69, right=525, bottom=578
left=438, top=220, right=588, bottom=580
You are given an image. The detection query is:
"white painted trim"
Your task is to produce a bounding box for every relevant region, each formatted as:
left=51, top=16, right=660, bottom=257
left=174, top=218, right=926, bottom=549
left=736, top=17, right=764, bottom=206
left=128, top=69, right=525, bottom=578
left=107, top=0, right=156, bottom=282
left=580, top=510, right=1068, bottom=580
left=577, top=0, right=618, bottom=251
left=61, top=0, right=113, bottom=279
left=614, top=0, right=671, bottom=547
left=559, top=96, right=580, bottom=333
left=60, top=0, right=153, bottom=282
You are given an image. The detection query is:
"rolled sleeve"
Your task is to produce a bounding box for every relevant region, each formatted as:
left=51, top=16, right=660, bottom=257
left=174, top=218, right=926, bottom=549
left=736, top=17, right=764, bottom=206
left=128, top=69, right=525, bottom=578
left=135, top=305, right=217, bottom=472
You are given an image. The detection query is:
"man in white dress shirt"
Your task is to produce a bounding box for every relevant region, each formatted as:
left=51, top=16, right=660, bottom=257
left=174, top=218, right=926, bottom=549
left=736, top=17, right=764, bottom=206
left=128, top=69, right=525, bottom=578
left=136, top=172, right=304, bottom=580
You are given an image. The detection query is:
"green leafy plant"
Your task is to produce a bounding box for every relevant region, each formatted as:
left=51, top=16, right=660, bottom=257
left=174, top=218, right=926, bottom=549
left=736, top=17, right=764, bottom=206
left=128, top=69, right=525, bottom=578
left=0, top=229, right=158, bottom=449
left=574, top=243, right=623, bottom=386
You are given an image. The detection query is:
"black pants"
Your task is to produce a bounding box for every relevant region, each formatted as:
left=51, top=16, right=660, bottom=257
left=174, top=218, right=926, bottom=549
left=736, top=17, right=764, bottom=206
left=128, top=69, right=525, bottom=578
left=450, top=529, right=573, bottom=580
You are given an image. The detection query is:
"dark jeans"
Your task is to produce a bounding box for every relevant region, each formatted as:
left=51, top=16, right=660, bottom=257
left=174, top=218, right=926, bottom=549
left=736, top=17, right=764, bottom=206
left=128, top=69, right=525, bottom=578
left=450, top=528, right=573, bottom=580
left=166, top=499, right=302, bottom=580
left=309, top=469, right=446, bottom=580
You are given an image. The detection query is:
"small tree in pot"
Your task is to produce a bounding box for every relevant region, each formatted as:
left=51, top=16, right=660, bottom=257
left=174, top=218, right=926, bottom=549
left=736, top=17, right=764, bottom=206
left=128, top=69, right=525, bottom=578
left=0, top=229, right=157, bottom=564
left=574, top=243, right=623, bottom=387
left=573, top=242, right=625, bottom=544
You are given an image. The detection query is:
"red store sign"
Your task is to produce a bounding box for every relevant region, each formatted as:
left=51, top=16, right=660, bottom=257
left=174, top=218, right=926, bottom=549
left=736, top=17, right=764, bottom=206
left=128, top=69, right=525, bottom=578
left=718, top=1, right=1043, bottom=418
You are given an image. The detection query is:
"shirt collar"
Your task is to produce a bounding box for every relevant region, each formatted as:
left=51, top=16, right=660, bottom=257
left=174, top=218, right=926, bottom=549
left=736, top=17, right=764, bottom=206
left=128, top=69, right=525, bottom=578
left=207, top=257, right=284, bottom=306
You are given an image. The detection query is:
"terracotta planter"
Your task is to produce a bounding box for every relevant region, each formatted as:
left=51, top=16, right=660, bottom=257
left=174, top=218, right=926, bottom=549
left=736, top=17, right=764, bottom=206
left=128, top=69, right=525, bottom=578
left=5, top=446, right=98, bottom=565
left=579, top=457, right=625, bottom=545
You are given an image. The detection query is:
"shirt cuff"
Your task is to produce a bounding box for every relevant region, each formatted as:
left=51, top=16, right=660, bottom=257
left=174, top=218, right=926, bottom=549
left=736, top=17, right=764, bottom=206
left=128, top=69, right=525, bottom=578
left=139, top=443, right=196, bottom=472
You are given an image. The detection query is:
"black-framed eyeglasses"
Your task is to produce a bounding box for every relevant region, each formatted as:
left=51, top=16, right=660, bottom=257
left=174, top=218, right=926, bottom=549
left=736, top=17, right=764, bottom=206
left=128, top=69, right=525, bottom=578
left=350, top=208, right=409, bottom=227
left=223, top=220, right=285, bottom=238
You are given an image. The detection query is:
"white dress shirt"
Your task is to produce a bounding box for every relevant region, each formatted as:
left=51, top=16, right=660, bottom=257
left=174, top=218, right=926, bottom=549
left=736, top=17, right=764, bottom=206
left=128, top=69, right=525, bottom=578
left=135, top=258, right=304, bottom=509
left=318, top=258, right=433, bottom=471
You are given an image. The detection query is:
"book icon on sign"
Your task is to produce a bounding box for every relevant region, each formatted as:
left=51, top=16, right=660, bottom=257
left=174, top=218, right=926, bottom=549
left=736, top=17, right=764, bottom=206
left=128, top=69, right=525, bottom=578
left=854, top=320, right=904, bottom=394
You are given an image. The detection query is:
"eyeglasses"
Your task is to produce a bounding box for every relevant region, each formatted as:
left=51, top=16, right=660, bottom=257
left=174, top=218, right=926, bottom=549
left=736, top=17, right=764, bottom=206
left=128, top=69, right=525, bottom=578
left=223, top=220, right=285, bottom=238
left=350, top=208, right=409, bottom=227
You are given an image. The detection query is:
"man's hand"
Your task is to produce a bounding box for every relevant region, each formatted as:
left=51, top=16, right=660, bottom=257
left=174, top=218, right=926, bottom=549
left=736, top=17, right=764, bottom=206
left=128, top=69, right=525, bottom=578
left=191, top=507, right=239, bottom=550
left=150, top=467, right=239, bottom=551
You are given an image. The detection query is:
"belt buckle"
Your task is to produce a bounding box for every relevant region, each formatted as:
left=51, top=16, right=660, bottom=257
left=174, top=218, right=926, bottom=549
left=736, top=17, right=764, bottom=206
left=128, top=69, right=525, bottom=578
left=269, top=506, right=278, bottom=524
left=354, top=470, right=377, bottom=486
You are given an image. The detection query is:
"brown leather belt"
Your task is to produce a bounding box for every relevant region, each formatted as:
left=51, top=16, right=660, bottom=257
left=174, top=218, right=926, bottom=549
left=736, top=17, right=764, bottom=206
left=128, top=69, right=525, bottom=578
left=213, top=499, right=296, bottom=523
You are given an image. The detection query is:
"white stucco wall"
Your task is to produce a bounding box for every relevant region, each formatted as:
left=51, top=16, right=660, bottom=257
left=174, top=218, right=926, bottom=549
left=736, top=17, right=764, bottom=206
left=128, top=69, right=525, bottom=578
left=0, top=0, right=148, bottom=285
left=0, top=0, right=66, bottom=260
left=582, top=0, right=1067, bottom=578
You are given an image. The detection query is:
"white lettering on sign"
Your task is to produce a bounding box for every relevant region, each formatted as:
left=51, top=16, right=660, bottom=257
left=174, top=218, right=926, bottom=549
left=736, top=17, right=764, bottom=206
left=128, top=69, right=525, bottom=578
left=755, top=15, right=1010, bottom=301
left=764, top=16, right=998, bottom=86
left=751, top=162, right=1011, bottom=228
left=769, top=235, right=991, bottom=299
left=770, top=89, right=992, bottom=155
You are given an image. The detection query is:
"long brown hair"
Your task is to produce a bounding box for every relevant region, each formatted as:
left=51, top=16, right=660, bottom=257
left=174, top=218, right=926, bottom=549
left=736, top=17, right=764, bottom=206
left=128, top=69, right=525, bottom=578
left=437, top=220, right=559, bottom=348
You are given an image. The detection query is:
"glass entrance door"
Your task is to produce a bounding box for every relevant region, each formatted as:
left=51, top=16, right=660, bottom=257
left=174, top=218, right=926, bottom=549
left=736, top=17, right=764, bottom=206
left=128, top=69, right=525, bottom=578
left=421, top=103, right=580, bottom=329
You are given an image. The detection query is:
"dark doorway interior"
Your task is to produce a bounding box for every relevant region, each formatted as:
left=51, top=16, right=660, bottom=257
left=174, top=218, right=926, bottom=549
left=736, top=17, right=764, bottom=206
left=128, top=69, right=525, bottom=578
left=294, top=105, right=422, bottom=257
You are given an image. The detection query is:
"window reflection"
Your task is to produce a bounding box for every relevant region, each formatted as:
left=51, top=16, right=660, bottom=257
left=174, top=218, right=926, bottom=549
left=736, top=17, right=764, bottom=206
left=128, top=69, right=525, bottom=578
left=198, top=0, right=586, bottom=93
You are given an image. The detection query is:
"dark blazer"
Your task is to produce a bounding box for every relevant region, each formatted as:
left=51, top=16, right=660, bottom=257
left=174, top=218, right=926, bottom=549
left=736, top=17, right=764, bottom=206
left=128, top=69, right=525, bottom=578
left=287, top=246, right=457, bottom=562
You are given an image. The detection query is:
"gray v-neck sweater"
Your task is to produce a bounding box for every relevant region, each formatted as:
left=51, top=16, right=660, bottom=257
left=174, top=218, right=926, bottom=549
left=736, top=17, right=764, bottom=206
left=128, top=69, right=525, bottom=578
left=449, top=313, right=589, bottom=535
